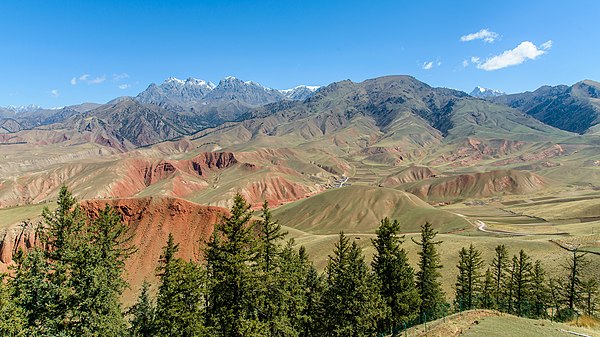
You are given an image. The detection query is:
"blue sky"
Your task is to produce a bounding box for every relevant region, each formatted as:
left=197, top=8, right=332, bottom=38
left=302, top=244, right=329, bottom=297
left=1, top=0, right=599, bottom=107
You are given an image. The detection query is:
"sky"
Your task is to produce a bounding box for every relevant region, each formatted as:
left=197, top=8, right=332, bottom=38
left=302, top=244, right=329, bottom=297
left=1, top=0, right=599, bottom=107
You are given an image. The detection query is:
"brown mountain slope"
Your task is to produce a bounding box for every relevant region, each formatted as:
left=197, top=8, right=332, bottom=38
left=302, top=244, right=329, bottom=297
left=402, top=169, right=547, bottom=201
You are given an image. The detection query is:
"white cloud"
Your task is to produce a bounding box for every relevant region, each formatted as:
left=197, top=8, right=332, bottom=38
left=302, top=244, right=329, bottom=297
left=88, top=75, right=106, bottom=84
left=460, top=29, right=499, bottom=43
left=462, top=59, right=469, bottom=68
left=422, top=61, right=433, bottom=70
left=541, top=40, right=553, bottom=50
left=50, top=89, right=59, bottom=97
left=471, top=56, right=480, bottom=64
left=475, top=41, right=550, bottom=71
left=70, top=73, right=108, bottom=85
left=118, top=84, right=131, bottom=89
left=113, top=73, right=130, bottom=82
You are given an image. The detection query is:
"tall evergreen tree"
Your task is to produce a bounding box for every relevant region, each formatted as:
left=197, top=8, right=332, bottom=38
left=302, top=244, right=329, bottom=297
left=480, top=268, right=495, bottom=309
left=10, top=248, right=53, bottom=335
left=563, top=248, right=589, bottom=312
left=412, top=222, right=446, bottom=320
left=299, top=247, right=324, bottom=337
left=12, top=186, right=133, bottom=336
left=154, top=234, right=207, bottom=336
left=509, top=250, right=534, bottom=316
left=454, top=244, right=484, bottom=310
left=530, top=260, right=548, bottom=318
left=322, top=233, right=384, bottom=337
left=205, top=194, right=266, bottom=337
left=128, top=281, right=156, bottom=337
left=371, top=217, right=419, bottom=334
left=491, top=244, right=510, bottom=310
left=581, top=278, right=598, bottom=317
left=0, top=274, right=26, bottom=336
left=69, top=204, right=134, bottom=335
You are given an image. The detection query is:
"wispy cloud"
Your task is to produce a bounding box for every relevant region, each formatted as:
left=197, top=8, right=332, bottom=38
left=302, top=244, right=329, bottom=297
left=422, top=61, right=433, bottom=70
left=462, top=59, right=469, bottom=68
left=118, top=84, right=131, bottom=89
left=88, top=75, right=106, bottom=84
left=461, top=29, right=499, bottom=43
left=113, top=73, right=130, bottom=82
left=473, top=40, right=552, bottom=71
left=50, top=89, right=59, bottom=97
left=70, top=73, right=106, bottom=85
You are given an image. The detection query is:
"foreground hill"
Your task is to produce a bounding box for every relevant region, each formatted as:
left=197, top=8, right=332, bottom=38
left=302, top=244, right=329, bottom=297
left=272, top=185, right=470, bottom=234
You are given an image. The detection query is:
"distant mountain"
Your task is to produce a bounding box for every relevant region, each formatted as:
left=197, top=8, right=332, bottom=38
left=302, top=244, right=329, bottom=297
left=469, top=86, right=505, bottom=98
left=195, top=75, right=569, bottom=165
left=203, top=76, right=285, bottom=106
left=136, top=77, right=216, bottom=108
left=491, top=80, right=600, bottom=134
left=280, top=85, right=321, bottom=100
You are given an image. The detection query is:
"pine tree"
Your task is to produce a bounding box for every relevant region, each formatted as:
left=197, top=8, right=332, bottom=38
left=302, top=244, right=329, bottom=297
left=12, top=186, right=133, bottom=336
left=491, top=244, right=510, bottom=310
left=205, top=194, right=266, bottom=337
left=563, top=248, right=589, bottom=312
left=10, top=248, right=53, bottom=335
left=371, top=217, right=419, bottom=333
left=322, top=232, right=384, bottom=337
left=530, top=260, right=548, bottom=318
left=509, top=250, right=534, bottom=316
left=412, top=222, right=446, bottom=320
left=69, top=204, right=133, bottom=335
left=581, top=278, right=598, bottom=317
left=128, top=281, right=155, bottom=337
left=299, top=247, right=324, bottom=337
left=155, top=234, right=208, bottom=336
left=454, top=244, right=484, bottom=310
left=255, top=200, right=292, bottom=336
left=0, top=274, right=26, bottom=336
left=480, top=268, right=495, bottom=309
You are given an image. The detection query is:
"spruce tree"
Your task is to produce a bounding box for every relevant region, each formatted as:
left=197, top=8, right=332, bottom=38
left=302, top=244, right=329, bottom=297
left=128, top=281, right=155, bottom=337
left=530, top=260, right=548, bottom=318
left=581, top=278, right=598, bottom=317
left=0, top=274, right=26, bottom=336
left=255, top=200, right=291, bottom=336
left=10, top=248, right=53, bottom=335
left=69, top=204, right=133, bottom=335
left=509, top=250, right=534, bottom=316
left=412, top=222, right=445, bottom=320
left=322, top=232, right=384, bottom=337
left=491, top=244, right=509, bottom=310
left=13, top=186, right=133, bottom=336
left=205, top=194, right=266, bottom=337
left=155, top=234, right=208, bottom=336
left=480, top=268, right=495, bottom=309
left=563, top=248, right=589, bottom=312
left=454, top=244, right=484, bottom=310
left=299, top=247, right=324, bottom=337
left=371, top=217, right=419, bottom=333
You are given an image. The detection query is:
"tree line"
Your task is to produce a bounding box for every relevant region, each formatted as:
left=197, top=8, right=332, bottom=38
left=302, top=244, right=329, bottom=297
left=0, top=187, right=598, bottom=336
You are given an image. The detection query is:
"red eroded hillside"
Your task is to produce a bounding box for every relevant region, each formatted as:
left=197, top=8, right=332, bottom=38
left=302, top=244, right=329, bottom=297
left=80, top=196, right=227, bottom=300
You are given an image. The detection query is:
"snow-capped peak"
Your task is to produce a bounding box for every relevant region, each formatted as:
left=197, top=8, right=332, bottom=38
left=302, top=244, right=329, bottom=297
left=165, top=77, right=185, bottom=85
left=469, top=86, right=505, bottom=98
left=4, top=104, right=43, bottom=113
left=280, top=85, right=321, bottom=94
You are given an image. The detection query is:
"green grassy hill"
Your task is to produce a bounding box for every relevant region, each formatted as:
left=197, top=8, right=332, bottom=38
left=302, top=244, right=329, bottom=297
left=272, top=185, right=469, bottom=234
